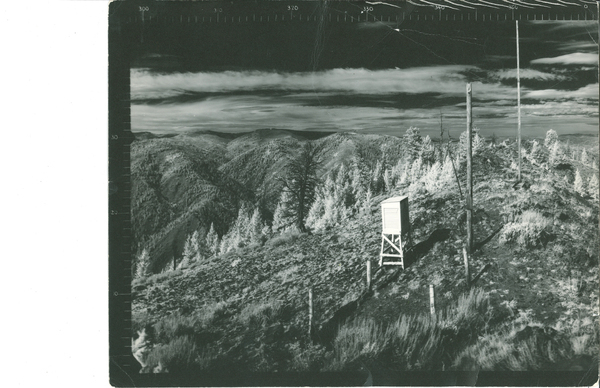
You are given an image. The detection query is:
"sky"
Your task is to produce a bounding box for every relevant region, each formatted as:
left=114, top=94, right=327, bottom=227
left=130, top=17, right=599, bottom=139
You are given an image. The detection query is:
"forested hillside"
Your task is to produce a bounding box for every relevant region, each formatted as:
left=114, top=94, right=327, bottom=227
left=131, top=128, right=599, bottom=377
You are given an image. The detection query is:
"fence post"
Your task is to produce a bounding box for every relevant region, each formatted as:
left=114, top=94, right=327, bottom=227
left=429, top=285, right=435, bottom=317
left=366, top=260, right=372, bottom=291
left=308, top=288, right=313, bottom=338
left=466, top=83, right=473, bottom=253
left=463, top=246, right=471, bottom=289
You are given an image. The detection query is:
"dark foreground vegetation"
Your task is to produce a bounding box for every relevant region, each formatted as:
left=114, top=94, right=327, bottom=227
left=131, top=128, right=598, bottom=378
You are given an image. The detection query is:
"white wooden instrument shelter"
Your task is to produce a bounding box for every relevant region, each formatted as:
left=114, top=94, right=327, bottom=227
left=379, top=196, right=412, bottom=268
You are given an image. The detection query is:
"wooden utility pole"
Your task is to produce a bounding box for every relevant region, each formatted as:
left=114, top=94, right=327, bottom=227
left=429, top=285, right=435, bottom=317
left=308, top=288, right=314, bottom=338
left=466, top=83, right=473, bottom=253
left=516, top=20, right=522, bottom=182
left=463, top=246, right=471, bottom=289
left=366, top=260, right=372, bottom=291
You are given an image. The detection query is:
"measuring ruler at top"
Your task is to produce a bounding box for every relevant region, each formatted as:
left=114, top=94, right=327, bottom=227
left=114, top=0, right=600, bottom=25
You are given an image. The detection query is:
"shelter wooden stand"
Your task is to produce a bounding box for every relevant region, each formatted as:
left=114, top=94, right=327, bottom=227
left=379, top=196, right=412, bottom=269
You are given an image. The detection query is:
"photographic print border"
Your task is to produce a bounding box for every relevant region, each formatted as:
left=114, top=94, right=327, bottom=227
left=109, top=1, right=600, bottom=385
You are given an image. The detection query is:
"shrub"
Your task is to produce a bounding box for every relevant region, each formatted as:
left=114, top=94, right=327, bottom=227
left=237, top=299, right=289, bottom=326
left=152, top=303, right=228, bottom=343
left=453, top=319, right=599, bottom=371
left=143, top=335, right=211, bottom=373
left=266, top=228, right=302, bottom=248
left=499, top=210, right=552, bottom=248
left=326, top=289, right=494, bottom=371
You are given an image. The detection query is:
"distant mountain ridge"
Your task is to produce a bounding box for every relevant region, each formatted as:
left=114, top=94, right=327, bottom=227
left=131, top=128, right=407, bottom=272
left=133, top=128, right=335, bottom=142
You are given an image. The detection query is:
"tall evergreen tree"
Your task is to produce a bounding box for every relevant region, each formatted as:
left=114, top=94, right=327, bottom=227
left=544, top=129, right=558, bottom=149
left=248, top=207, right=265, bottom=244
left=272, top=190, right=295, bottom=233
left=135, top=249, right=151, bottom=279
left=581, top=148, right=590, bottom=166
left=205, top=223, right=219, bottom=256
left=403, top=126, right=423, bottom=162
left=549, top=141, right=564, bottom=166
left=371, top=160, right=385, bottom=194
left=420, top=135, right=435, bottom=165
left=279, top=142, right=324, bottom=232
left=423, top=161, right=442, bottom=193
left=574, top=170, right=585, bottom=196
left=409, top=156, right=423, bottom=183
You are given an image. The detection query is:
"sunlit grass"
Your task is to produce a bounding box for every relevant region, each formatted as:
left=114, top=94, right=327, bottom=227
left=325, top=288, right=496, bottom=370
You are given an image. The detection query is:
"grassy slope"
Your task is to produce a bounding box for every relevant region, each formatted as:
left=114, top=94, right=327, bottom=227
left=132, top=135, right=599, bottom=373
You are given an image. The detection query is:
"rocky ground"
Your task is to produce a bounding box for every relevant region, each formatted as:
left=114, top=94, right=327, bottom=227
left=132, top=141, right=599, bottom=374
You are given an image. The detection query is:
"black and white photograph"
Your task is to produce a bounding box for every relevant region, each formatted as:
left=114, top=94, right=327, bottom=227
left=108, top=0, right=599, bottom=385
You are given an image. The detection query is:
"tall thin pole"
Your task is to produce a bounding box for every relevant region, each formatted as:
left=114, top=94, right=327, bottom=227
left=466, top=83, right=473, bottom=254
left=429, top=285, right=435, bottom=317
left=308, top=288, right=314, bottom=338
left=366, top=260, right=372, bottom=291
left=517, top=20, right=522, bottom=182
left=463, top=246, right=471, bottom=289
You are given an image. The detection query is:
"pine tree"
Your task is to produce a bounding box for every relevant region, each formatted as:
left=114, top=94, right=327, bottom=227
left=233, top=203, right=252, bottom=242
left=305, top=193, right=325, bottom=231
left=581, top=148, right=590, bottom=166
left=403, top=127, right=423, bottom=162
left=248, top=208, right=265, bottom=244
left=228, top=230, right=242, bottom=251
left=459, top=129, right=485, bottom=158
left=371, top=160, right=385, bottom=194
left=420, top=135, right=435, bottom=165
left=183, top=230, right=201, bottom=260
left=135, top=249, right=151, bottom=279
left=335, top=164, right=347, bottom=188
left=529, top=139, right=544, bottom=165
left=182, top=234, right=195, bottom=263
left=272, top=190, right=295, bottom=233
left=549, top=141, right=564, bottom=166
left=219, top=235, right=230, bottom=255
left=205, top=223, right=219, bottom=256
left=544, top=129, right=558, bottom=149
left=423, top=161, right=442, bottom=193
left=574, top=169, right=585, bottom=196
left=409, top=156, right=423, bottom=183
left=472, top=130, right=486, bottom=155
left=588, top=174, right=599, bottom=201
left=279, top=141, right=324, bottom=232
left=440, top=155, right=455, bottom=185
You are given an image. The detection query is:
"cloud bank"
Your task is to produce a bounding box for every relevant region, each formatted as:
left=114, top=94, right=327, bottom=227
left=131, top=63, right=598, bottom=138
left=531, top=52, right=598, bottom=65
